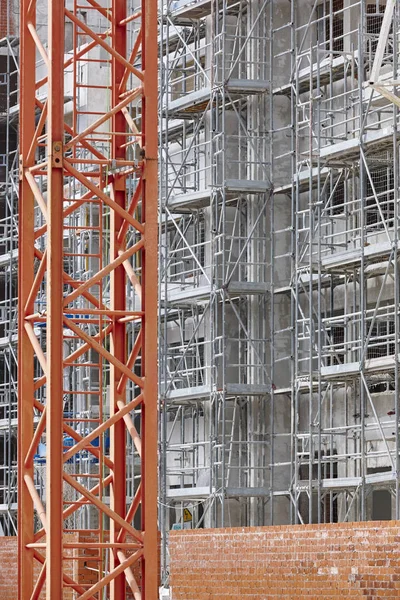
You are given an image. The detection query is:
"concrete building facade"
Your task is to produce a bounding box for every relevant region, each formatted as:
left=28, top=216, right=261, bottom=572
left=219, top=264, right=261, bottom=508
left=159, top=0, right=400, bottom=584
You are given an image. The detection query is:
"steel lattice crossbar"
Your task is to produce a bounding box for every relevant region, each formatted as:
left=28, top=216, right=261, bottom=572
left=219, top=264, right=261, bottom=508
left=18, top=0, right=158, bottom=598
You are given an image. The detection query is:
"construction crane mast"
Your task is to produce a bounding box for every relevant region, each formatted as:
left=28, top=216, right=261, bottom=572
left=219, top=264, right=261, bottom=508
left=18, top=0, right=158, bottom=597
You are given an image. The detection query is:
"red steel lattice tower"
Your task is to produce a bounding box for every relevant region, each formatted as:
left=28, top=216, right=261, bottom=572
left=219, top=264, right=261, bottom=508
left=18, top=0, right=158, bottom=596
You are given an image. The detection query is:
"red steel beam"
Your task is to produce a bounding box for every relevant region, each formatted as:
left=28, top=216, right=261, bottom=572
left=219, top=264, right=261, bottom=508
left=18, top=0, right=36, bottom=596
left=18, top=0, right=158, bottom=596
left=110, top=1, right=129, bottom=596
left=46, top=1, right=65, bottom=595
left=142, top=0, right=159, bottom=594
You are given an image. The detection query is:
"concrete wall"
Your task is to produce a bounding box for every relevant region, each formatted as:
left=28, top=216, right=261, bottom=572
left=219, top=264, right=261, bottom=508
left=170, top=521, right=400, bottom=599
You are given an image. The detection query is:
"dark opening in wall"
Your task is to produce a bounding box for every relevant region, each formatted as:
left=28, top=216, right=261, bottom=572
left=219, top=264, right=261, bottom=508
left=366, top=320, right=395, bottom=359
left=299, top=450, right=338, bottom=523
left=0, top=54, right=17, bottom=113
left=330, top=181, right=345, bottom=216
left=367, top=466, right=392, bottom=521
left=317, top=0, right=344, bottom=54
left=366, top=3, right=392, bottom=63
left=327, top=325, right=345, bottom=366
left=365, top=161, right=394, bottom=229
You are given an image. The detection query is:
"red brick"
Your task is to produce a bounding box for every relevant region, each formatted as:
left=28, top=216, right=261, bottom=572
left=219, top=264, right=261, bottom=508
left=0, top=0, right=14, bottom=39
left=170, top=521, right=400, bottom=600
left=0, top=535, right=77, bottom=599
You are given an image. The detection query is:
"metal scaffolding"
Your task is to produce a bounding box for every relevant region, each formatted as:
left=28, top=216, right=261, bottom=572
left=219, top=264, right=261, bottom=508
left=159, top=0, right=400, bottom=584
left=276, top=0, right=400, bottom=526
left=159, top=0, right=273, bottom=579
left=1, top=0, right=400, bottom=595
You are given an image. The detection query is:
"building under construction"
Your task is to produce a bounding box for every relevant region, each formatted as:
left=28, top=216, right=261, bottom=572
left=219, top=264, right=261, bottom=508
left=2, top=0, right=400, bottom=597
left=160, top=0, right=400, bottom=531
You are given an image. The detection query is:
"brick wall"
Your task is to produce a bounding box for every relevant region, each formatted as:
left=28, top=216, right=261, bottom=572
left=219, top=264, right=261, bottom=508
left=0, top=0, right=14, bottom=38
left=77, top=531, right=143, bottom=599
left=77, top=530, right=150, bottom=598
left=0, top=536, right=77, bottom=599
left=170, top=521, right=400, bottom=599
left=0, top=537, right=18, bottom=600
left=0, top=531, right=159, bottom=597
